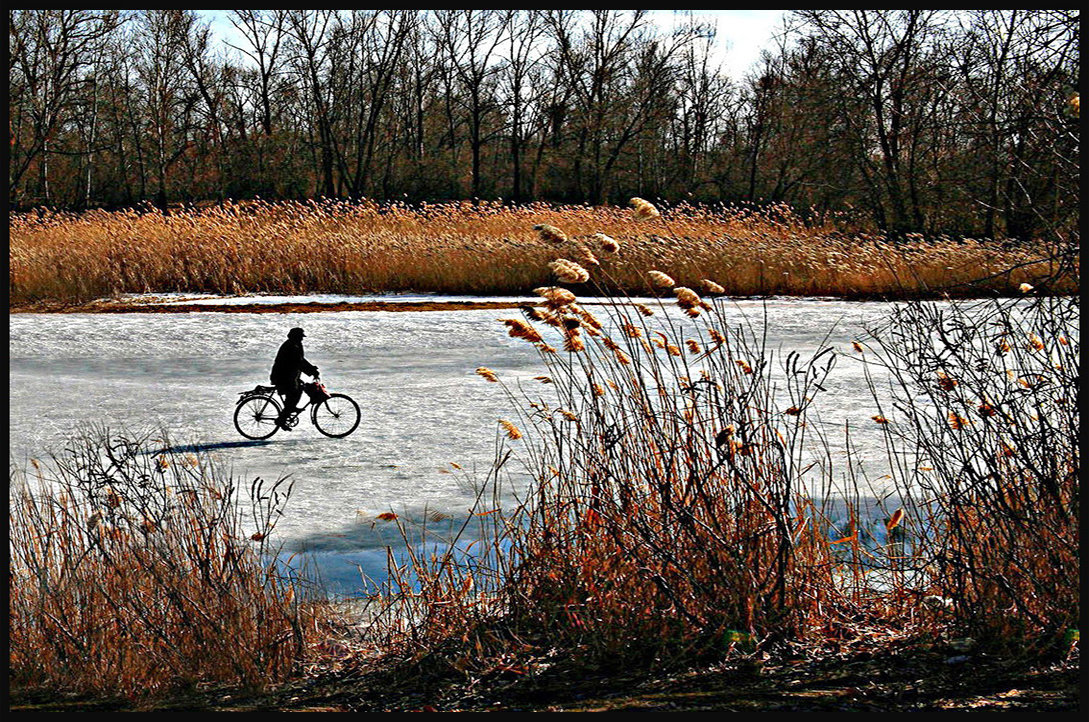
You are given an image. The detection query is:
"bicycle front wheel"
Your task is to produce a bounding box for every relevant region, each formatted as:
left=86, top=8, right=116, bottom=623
left=235, top=395, right=282, bottom=440
left=312, top=393, right=360, bottom=438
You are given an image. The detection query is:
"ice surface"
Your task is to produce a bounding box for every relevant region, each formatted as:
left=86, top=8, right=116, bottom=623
left=11, top=297, right=907, bottom=592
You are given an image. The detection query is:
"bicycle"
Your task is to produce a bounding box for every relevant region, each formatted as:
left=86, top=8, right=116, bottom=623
left=234, top=377, right=361, bottom=440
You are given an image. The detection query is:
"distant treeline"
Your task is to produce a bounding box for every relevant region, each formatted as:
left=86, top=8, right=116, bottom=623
left=8, top=10, right=1080, bottom=238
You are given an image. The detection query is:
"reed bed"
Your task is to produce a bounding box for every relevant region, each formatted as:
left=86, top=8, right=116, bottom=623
left=9, top=199, right=1075, bottom=307
left=9, top=429, right=334, bottom=699
left=356, top=200, right=1079, bottom=678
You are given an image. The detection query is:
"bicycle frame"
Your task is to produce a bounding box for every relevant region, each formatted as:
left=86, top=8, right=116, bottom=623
left=274, top=380, right=328, bottom=421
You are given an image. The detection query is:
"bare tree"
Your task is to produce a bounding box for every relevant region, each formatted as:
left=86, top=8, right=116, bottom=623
left=499, top=10, right=547, bottom=203
left=434, top=9, right=510, bottom=198
left=285, top=9, right=337, bottom=197
left=228, top=10, right=287, bottom=137
left=9, top=9, right=121, bottom=204
left=132, top=10, right=203, bottom=209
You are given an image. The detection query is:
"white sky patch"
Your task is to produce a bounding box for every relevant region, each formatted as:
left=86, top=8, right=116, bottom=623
left=199, top=9, right=789, bottom=82
left=646, top=10, right=789, bottom=79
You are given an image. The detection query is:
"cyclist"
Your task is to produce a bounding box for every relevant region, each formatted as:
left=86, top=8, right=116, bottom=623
left=270, top=327, right=319, bottom=431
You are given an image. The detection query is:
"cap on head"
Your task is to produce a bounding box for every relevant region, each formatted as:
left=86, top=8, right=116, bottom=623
left=288, top=327, right=305, bottom=340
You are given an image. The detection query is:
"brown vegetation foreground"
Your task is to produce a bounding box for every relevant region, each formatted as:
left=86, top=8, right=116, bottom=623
left=7, top=199, right=1079, bottom=709
left=8, top=199, right=1077, bottom=308
left=9, top=433, right=340, bottom=698
left=338, top=202, right=1077, bottom=708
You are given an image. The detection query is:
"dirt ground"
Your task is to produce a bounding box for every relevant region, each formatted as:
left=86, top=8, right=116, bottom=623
left=10, top=299, right=532, bottom=314
left=10, top=646, right=1079, bottom=712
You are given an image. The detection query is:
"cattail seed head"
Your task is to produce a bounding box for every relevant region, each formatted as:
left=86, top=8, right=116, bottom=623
left=570, top=304, right=602, bottom=329
left=700, top=279, right=725, bottom=294
left=502, top=318, right=543, bottom=343
left=533, top=223, right=567, bottom=243
left=648, top=270, right=675, bottom=287
left=593, top=232, right=620, bottom=253
left=948, top=412, right=970, bottom=430
left=575, top=244, right=600, bottom=267
left=476, top=367, right=499, bottom=382
left=534, top=286, right=576, bottom=308
left=674, top=286, right=702, bottom=310
left=630, top=197, right=661, bottom=220
left=549, top=258, right=590, bottom=284
left=520, top=305, right=544, bottom=321
left=563, top=332, right=585, bottom=352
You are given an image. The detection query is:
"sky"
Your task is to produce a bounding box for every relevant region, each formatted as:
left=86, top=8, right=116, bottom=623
left=200, top=9, right=790, bottom=81
left=646, top=10, right=790, bottom=78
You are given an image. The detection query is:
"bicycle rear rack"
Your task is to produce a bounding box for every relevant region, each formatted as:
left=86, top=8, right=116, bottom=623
left=239, top=384, right=277, bottom=400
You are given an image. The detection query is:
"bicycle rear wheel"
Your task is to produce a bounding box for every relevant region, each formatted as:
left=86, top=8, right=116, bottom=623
left=312, top=393, right=360, bottom=438
left=235, top=395, right=282, bottom=440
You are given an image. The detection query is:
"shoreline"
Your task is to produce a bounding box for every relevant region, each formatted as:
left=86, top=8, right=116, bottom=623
left=9, top=300, right=534, bottom=314
left=9, top=289, right=1071, bottom=314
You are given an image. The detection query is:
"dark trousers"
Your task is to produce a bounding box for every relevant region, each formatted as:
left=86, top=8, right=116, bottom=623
left=275, top=380, right=303, bottom=421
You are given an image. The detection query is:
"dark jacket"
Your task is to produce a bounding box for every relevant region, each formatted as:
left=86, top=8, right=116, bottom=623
left=270, top=338, right=318, bottom=386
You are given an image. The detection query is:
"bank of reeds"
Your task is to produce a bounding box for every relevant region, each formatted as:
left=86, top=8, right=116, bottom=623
left=357, top=202, right=1078, bottom=678
left=9, top=429, right=331, bottom=699
left=9, top=199, right=1076, bottom=307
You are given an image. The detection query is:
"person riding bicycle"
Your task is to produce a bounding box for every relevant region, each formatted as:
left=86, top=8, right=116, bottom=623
left=270, top=327, right=319, bottom=431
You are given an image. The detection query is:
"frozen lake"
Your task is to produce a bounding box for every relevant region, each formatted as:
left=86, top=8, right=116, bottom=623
left=10, top=296, right=902, bottom=591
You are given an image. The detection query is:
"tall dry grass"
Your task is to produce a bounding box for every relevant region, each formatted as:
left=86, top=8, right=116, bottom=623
left=860, top=296, right=1080, bottom=649
left=363, top=303, right=920, bottom=672
left=9, top=428, right=333, bottom=699
left=9, top=199, right=1076, bottom=307
left=356, top=200, right=1078, bottom=676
